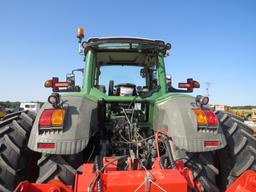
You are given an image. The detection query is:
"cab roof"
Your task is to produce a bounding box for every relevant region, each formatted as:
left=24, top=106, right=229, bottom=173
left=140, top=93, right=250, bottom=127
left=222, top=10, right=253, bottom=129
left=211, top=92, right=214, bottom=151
left=82, top=37, right=171, bottom=55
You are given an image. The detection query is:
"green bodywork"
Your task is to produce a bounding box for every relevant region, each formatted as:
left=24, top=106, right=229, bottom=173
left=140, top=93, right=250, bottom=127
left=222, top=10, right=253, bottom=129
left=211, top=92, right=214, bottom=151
left=63, top=50, right=173, bottom=129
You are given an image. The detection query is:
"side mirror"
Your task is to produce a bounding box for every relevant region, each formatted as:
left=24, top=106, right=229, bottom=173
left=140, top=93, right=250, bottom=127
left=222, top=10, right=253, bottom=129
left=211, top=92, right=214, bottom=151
left=178, top=78, right=200, bottom=92
left=166, top=74, right=172, bottom=85
left=66, top=73, right=80, bottom=92
left=66, top=73, right=75, bottom=87
left=140, top=68, right=146, bottom=78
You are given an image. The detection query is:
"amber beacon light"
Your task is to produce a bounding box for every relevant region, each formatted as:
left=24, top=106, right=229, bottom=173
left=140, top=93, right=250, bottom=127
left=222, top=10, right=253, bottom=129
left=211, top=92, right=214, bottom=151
left=77, top=27, right=85, bottom=40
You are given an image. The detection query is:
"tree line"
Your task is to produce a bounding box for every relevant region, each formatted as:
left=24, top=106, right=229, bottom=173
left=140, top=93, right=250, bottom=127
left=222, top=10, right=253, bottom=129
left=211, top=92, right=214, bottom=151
left=0, top=101, right=21, bottom=109
left=0, top=101, right=44, bottom=109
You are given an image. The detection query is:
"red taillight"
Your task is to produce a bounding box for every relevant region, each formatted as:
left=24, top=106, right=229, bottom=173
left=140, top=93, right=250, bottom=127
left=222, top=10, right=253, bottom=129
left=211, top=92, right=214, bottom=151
left=193, top=109, right=219, bottom=128
left=204, top=141, right=220, bottom=147
left=39, top=109, right=54, bottom=127
left=203, top=110, right=218, bottom=127
left=37, top=143, right=55, bottom=149
left=39, top=109, right=66, bottom=127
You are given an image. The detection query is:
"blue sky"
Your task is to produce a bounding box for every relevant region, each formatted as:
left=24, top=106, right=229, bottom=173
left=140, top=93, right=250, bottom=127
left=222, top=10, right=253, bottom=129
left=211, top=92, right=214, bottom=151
left=0, top=0, right=255, bottom=106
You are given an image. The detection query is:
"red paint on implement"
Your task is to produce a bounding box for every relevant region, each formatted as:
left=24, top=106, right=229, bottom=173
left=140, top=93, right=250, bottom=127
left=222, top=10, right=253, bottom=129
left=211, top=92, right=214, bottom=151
left=225, top=170, right=256, bottom=192
left=75, top=163, right=187, bottom=192
left=14, top=179, right=72, bottom=192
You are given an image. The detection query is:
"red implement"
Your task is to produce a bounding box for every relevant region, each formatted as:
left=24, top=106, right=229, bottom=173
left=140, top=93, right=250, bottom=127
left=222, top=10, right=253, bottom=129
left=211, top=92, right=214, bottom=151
left=74, top=163, right=188, bottom=192
left=225, top=170, right=256, bottom=192
left=15, top=179, right=72, bottom=192
left=14, top=133, right=256, bottom=192
left=14, top=167, right=256, bottom=192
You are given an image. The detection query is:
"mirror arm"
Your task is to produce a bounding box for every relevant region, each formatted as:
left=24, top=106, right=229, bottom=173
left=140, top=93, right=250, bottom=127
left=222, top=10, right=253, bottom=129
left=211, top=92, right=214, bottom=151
left=168, top=86, right=191, bottom=93
left=72, top=68, right=84, bottom=74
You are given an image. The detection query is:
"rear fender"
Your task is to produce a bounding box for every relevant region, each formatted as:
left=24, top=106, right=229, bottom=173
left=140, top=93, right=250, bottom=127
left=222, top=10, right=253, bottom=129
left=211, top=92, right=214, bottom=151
left=154, top=95, right=227, bottom=152
left=28, top=96, right=98, bottom=155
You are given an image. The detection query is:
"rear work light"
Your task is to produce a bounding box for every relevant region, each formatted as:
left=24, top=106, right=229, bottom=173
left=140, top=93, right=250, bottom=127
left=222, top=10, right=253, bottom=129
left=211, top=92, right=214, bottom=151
left=193, top=109, right=219, bottom=128
left=39, top=108, right=66, bottom=127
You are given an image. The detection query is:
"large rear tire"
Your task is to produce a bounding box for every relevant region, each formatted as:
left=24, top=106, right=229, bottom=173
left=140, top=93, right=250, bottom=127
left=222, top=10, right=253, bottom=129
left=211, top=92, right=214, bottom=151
left=184, top=152, right=220, bottom=192
left=215, top=111, right=256, bottom=190
left=175, top=149, right=219, bottom=192
left=0, top=111, right=36, bottom=192
left=36, top=153, right=83, bottom=185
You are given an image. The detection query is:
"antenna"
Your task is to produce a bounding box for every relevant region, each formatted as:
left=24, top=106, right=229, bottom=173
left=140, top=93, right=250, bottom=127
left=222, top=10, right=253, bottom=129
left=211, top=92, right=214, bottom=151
left=205, top=82, right=212, bottom=97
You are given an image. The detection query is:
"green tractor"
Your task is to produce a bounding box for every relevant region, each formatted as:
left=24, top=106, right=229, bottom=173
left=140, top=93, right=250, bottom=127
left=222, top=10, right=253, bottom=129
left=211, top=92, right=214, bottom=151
left=0, top=28, right=255, bottom=192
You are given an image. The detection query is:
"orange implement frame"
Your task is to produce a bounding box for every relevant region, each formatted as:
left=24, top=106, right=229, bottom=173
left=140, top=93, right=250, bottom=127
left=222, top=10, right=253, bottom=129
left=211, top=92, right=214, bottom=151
left=14, top=132, right=256, bottom=192
left=225, top=170, right=256, bottom=192
left=14, top=169, right=256, bottom=192
left=15, top=179, right=72, bottom=192
left=74, top=162, right=188, bottom=192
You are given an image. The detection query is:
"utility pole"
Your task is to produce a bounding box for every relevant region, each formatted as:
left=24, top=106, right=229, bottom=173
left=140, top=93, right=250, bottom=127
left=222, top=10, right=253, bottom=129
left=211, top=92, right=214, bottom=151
left=206, top=82, right=212, bottom=97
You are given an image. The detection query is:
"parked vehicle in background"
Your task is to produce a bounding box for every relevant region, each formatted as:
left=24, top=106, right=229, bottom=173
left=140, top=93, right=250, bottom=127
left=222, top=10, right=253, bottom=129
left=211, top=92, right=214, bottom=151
left=215, top=104, right=231, bottom=112
left=19, top=102, right=41, bottom=112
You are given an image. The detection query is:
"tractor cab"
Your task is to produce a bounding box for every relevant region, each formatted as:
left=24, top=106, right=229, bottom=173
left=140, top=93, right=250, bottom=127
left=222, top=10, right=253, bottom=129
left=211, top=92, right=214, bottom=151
left=86, top=38, right=169, bottom=98
left=82, top=37, right=200, bottom=97
left=44, top=28, right=200, bottom=98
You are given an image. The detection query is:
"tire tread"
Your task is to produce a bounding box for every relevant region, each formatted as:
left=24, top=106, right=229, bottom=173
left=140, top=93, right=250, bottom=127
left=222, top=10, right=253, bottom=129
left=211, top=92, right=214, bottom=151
left=216, top=111, right=256, bottom=188
left=0, top=111, right=35, bottom=191
left=37, top=154, right=82, bottom=185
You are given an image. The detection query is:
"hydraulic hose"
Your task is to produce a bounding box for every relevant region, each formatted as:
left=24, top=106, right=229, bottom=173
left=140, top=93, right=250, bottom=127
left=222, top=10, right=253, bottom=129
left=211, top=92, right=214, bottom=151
left=95, top=156, right=103, bottom=192
left=164, top=140, right=176, bottom=168
left=90, top=155, right=128, bottom=192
